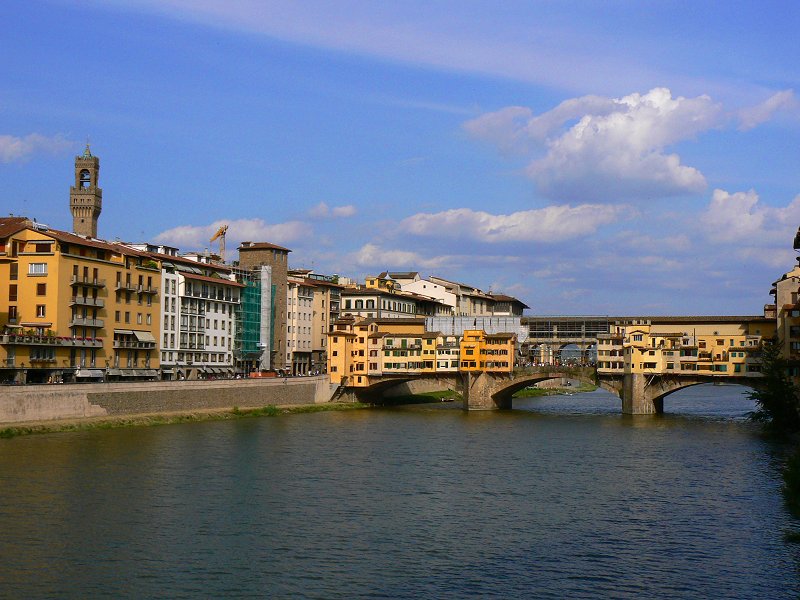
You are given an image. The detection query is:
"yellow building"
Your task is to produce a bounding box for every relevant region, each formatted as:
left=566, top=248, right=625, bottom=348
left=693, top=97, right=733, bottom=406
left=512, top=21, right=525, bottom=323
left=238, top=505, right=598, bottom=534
left=597, top=317, right=774, bottom=378
left=0, top=217, right=161, bottom=383
left=327, top=316, right=427, bottom=386
left=771, top=250, right=800, bottom=380
left=458, top=329, right=516, bottom=373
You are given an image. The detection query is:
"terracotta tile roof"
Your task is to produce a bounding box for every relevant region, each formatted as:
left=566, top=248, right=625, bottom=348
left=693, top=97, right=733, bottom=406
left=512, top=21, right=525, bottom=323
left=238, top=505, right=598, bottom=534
left=489, top=293, right=530, bottom=309
left=146, top=251, right=231, bottom=272
left=181, top=271, right=245, bottom=288
left=238, top=241, right=291, bottom=252
left=0, top=217, right=31, bottom=239
left=3, top=221, right=152, bottom=259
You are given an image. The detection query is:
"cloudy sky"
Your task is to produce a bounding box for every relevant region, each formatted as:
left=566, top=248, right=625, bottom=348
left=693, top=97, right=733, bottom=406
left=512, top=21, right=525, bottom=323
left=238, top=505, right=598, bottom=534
left=3, top=1, right=799, bottom=315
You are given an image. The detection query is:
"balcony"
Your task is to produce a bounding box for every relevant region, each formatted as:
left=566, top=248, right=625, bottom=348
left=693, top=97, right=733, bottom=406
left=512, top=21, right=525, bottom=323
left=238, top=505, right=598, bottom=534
left=71, top=276, right=106, bottom=288
left=1, top=333, right=61, bottom=346
left=115, top=281, right=138, bottom=292
left=69, top=317, right=104, bottom=328
left=113, top=339, right=156, bottom=349
left=137, top=285, right=159, bottom=295
left=63, top=337, right=104, bottom=348
left=1, top=334, right=103, bottom=348
left=69, top=296, right=105, bottom=308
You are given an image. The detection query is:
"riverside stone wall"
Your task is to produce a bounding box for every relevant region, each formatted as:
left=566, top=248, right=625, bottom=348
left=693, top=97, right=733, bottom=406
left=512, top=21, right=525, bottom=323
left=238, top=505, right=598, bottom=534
left=0, top=376, right=338, bottom=424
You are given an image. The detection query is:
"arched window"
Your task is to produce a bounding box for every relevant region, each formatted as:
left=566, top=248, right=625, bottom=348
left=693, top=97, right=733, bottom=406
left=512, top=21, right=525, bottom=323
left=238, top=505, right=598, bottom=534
left=79, top=169, right=91, bottom=188
left=366, top=299, right=375, bottom=309
left=355, top=300, right=364, bottom=309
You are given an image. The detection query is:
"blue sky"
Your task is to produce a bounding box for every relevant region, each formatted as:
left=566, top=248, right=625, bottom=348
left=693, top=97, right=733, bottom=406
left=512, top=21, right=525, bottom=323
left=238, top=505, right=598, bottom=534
left=2, top=0, right=799, bottom=315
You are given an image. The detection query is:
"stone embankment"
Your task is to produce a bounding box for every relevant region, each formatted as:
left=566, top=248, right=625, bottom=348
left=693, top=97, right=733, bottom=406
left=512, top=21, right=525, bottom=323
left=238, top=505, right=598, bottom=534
left=0, top=376, right=338, bottom=425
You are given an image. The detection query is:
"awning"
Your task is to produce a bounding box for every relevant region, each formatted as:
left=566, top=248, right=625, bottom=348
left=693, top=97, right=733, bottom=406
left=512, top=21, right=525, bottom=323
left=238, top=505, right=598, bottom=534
left=107, top=369, right=122, bottom=376
left=132, top=331, right=156, bottom=343
left=115, top=329, right=133, bottom=336
left=20, top=322, right=52, bottom=328
left=161, top=369, right=174, bottom=374
left=76, top=369, right=104, bottom=378
left=144, top=370, right=158, bottom=377
left=120, top=369, right=136, bottom=377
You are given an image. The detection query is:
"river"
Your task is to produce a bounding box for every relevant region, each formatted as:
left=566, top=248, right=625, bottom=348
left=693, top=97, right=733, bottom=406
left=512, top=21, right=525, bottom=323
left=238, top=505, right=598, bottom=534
left=1, top=385, right=798, bottom=599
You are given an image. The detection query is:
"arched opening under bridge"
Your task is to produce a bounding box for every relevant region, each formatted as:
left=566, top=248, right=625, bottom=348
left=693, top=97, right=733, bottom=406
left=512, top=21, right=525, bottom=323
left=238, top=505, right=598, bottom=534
left=653, top=383, right=757, bottom=419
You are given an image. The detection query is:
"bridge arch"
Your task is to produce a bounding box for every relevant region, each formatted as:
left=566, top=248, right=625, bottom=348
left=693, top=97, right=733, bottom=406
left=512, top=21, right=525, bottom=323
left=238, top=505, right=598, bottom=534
left=345, top=374, right=461, bottom=404
left=619, top=372, right=766, bottom=414
left=484, top=368, right=599, bottom=409
left=643, top=378, right=762, bottom=413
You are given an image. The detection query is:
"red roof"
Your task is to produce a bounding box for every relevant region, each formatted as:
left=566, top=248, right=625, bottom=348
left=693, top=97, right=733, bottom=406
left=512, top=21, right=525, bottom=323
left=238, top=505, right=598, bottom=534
left=238, top=241, right=291, bottom=252
left=182, top=271, right=245, bottom=288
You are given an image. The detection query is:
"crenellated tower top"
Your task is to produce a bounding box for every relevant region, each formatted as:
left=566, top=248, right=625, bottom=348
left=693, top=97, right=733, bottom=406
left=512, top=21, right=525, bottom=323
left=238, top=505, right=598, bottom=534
left=69, top=143, right=102, bottom=237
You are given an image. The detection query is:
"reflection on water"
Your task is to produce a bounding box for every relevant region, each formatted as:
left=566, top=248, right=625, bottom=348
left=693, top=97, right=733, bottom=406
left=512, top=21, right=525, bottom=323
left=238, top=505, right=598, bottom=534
left=0, top=384, right=798, bottom=599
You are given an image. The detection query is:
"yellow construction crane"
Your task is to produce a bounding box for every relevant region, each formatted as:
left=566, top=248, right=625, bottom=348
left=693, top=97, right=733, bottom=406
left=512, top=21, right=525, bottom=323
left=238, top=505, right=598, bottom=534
left=210, top=224, right=228, bottom=261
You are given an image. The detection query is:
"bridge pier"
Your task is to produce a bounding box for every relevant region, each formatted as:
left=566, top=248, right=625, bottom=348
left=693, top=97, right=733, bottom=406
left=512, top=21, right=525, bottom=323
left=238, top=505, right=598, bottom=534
left=621, top=373, right=662, bottom=415
left=461, top=372, right=511, bottom=410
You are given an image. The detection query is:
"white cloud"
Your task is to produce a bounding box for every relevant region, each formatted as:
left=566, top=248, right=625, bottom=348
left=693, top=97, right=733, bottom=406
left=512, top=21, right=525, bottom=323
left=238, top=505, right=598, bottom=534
left=463, top=106, right=533, bottom=155
left=104, top=0, right=779, bottom=101
left=332, top=205, right=356, bottom=217
left=466, top=88, right=722, bottom=202
left=154, top=218, right=312, bottom=250
left=400, top=204, right=627, bottom=243
left=308, top=202, right=356, bottom=219
left=701, top=189, right=800, bottom=267
left=0, top=133, right=74, bottom=163
left=351, top=243, right=452, bottom=270
left=738, top=90, right=796, bottom=130
left=614, top=230, right=692, bottom=252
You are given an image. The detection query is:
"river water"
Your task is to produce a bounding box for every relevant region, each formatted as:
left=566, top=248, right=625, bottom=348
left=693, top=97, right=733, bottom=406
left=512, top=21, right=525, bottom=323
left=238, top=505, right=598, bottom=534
left=1, top=385, right=799, bottom=599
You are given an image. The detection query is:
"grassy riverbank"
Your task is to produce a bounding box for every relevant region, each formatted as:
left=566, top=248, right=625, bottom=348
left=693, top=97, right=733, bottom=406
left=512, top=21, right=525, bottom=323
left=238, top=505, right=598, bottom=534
left=513, top=382, right=598, bottom=398
left=0, top=402, right=370, bottom=439
left=377, top=390, right=461, bottom=406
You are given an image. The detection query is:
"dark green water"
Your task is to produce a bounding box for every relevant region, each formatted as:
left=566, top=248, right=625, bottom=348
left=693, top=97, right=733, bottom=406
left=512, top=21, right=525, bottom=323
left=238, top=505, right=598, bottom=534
left=0, top=385, right=798, bottom=599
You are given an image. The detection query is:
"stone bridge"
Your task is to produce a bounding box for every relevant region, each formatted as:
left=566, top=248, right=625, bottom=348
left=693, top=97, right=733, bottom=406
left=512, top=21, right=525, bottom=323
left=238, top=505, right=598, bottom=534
left=341, top=368, right=764, bottom=414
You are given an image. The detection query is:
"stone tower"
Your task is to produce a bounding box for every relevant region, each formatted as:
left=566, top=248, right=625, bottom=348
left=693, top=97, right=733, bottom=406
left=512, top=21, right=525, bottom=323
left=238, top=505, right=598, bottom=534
left=238, top=242, right=291, bottom=371
left=70, top=144, right=103, bottom=238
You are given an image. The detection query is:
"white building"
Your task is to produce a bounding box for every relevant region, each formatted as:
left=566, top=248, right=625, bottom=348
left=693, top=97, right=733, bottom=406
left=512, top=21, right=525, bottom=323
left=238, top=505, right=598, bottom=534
left=287, top=275, right=315, bottom=375
left=126, top=244, right=242, bottom=379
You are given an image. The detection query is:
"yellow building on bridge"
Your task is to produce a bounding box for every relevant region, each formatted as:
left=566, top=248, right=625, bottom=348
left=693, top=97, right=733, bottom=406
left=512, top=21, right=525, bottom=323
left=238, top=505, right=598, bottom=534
left=596, top=316, right=774, bottom=378
left=327, top=317, right=516, bottom=387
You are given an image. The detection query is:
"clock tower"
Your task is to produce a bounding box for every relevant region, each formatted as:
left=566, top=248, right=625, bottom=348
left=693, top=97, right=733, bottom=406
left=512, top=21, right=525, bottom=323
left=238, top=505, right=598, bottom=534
left=70, top=144, right=102, bottom=238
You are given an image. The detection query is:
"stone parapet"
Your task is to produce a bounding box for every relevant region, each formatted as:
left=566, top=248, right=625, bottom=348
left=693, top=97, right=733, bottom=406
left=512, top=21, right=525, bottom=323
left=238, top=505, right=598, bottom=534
left=0, top=377, right=335, bottom=424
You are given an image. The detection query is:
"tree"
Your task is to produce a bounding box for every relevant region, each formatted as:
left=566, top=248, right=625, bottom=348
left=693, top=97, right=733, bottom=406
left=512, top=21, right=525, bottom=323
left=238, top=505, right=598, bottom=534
left=750, top=337, right=800, bottom=434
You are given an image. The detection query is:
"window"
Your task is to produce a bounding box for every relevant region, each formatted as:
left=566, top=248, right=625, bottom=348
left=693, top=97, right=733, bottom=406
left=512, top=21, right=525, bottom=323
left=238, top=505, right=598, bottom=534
left=8, top=306, right=17, bottom=320
left=125, top=311, right=130, bottom=323
left=115, top=311, right=120, bottom=322
left=9, top=285, right=17, bottom=302
left=36, top=304, right=46, bottom=317
left=36, top=283, right=46, bottom=296
left=9, top=263, right=17, bottom=280
left=28, top=263, right=47, bottom=276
